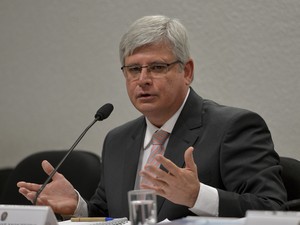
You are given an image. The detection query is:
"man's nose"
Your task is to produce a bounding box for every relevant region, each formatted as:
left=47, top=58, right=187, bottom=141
left=138, top=67, right=151, bottom=80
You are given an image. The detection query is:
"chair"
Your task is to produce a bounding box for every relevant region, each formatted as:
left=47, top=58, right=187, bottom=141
left=0, top=150, right=101, bottom=205
left=280, top=156, right=300, bottom=211
left=0, top=168, right=14, bottom=195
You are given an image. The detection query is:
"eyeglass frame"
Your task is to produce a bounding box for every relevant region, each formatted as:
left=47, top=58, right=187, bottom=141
left=121, top=60, right=183, bottom=81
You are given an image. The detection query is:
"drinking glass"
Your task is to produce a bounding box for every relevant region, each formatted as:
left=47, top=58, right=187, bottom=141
left=128, top=189, right=157, bottom=225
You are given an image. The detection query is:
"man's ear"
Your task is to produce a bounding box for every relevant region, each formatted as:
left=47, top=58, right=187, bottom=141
left=184, top=59, right=194, bottom=85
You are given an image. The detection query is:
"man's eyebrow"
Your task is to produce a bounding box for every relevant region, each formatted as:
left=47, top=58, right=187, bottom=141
left=124, top=63, right=141, bottom=67
left=125, top=60, right=167, bottom=66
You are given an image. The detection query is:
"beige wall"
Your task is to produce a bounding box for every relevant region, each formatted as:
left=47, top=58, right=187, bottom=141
left=0, top=0, right=299, bottom=167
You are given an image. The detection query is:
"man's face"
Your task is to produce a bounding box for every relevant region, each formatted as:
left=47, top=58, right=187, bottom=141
left=123, top=42, right=193, bottom=127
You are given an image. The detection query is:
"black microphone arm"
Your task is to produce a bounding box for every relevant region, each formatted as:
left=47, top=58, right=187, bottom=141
left=33, top=103, right=114, bottom=205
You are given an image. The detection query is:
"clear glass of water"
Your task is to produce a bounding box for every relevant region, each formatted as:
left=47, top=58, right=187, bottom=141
left=128, top=189, right=157, bottom=225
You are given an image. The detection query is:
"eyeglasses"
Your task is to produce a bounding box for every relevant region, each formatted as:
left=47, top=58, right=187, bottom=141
left=121, top=60, right=182, bottom=81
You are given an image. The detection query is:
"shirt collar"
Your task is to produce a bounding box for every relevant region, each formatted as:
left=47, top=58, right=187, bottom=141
left=143, top=88, right=190, bottom=149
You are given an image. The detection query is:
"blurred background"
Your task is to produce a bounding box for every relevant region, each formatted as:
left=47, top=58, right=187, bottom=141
left=0, top=0, right=299, bottom=168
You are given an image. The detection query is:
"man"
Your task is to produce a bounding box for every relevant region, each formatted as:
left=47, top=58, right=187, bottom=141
left=17, top=15, right=287, bottom=221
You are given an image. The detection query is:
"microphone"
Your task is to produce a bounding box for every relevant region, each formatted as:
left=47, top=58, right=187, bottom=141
left=95, top=103, right=114, bottom=121
left=33, top=103, right=114, bottom=205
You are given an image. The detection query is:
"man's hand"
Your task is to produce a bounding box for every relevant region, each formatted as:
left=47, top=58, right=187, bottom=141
left=139, top=146, right=200, bottom=208
left=17, top=160, right=78, bottom=215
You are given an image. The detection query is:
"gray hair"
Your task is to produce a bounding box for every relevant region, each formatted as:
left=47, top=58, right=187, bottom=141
left=119, top=15, right=191, bottom=65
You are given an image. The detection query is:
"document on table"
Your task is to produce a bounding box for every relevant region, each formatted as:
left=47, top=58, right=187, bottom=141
left=59, top=216, right=245, bottom=225
left=167, top=216, right=246, bottom=225
left=59, top=217, right=129, bottom=225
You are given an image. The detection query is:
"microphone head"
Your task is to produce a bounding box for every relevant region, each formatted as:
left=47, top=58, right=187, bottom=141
left=95, top=103, right=114, bottom=121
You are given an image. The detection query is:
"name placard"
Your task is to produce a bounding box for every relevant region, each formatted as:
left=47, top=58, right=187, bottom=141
left=0, top=205, right=58, bottom=225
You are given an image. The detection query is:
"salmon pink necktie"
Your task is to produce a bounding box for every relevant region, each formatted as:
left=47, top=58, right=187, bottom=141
left=140, top=130, right=170, bottom=186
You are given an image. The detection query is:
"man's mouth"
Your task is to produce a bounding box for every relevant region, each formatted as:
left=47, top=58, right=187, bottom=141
left=139, top=93, right=152, bottom=98
left=137, top=93, right=156, bottom=101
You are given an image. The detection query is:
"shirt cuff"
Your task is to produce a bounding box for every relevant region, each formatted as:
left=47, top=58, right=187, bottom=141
left=73, top=189, right=89, bottom=217
left=189, top=183, right=219, bottom=216
left=61, top=189, right=88, bottom=220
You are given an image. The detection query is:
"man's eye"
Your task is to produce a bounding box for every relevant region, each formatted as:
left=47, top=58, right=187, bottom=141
left=128, top=66, right=141, bottom=73
left=150, top=64, right=167, bottom=72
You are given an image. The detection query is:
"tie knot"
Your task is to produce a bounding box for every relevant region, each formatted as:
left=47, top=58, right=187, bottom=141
left=152, top=130, right=170, bottom=145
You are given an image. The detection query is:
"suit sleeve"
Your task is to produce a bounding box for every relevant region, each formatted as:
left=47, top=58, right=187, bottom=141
left=217, top=111, right=287, bottom=217
left=87, top=136, right=109, bottom=217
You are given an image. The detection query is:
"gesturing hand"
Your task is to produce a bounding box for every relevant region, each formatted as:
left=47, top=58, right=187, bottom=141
left=17, top=160, right=78, bottom=215
left=139, top=146, right=200, bottom=208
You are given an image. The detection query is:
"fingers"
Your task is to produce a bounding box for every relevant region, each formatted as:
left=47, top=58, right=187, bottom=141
left=139, top=169, right=168, bottom=195
left=18, top=187, right=50, bottom=206
left=17, top=181, right=41, bottom=191
left=154, top=146, right=196, bottom=175
left=16, top=161, right=55, bottom=204
left=184, top=147, right=197, bottom=171
left=16, top=161, right=55, bottom=194
left=17, top=181, right=42, bottom=202
left=17, top=179, right=43, bottom=204
left=154, top=154, right=179, bottom=176
left=18, top=186, right=38, bottom=203
left=140, top=146, right=200, bottom=207
left=41, top=160, right=62, bottom=180
left=41, top=160, right=55, bottom=176
left=140, top=146, right=196, bottom=182
left=140, top=166, right=169, bottom=184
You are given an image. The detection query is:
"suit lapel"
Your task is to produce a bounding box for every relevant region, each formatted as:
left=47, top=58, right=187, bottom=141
left=157, top=88, right=204, bottom=214
left=120, top=117, right=146, bottom=214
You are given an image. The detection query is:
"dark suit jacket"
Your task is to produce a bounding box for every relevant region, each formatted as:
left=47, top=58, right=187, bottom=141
left=88, top=88, right=287, bottom=220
